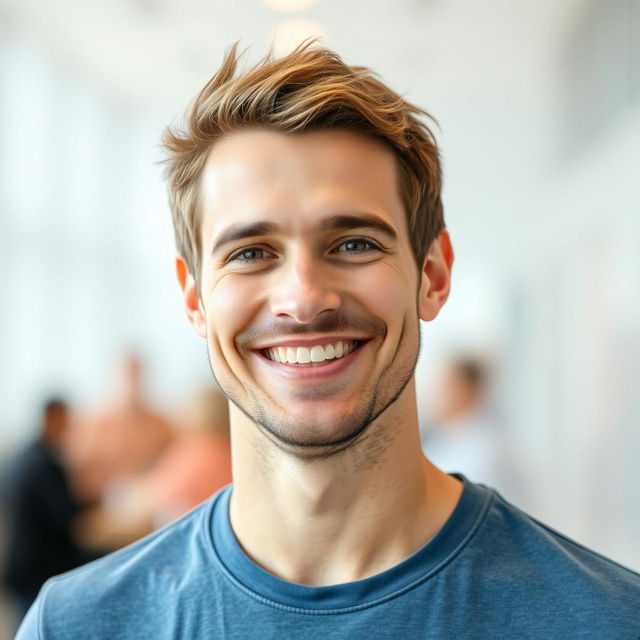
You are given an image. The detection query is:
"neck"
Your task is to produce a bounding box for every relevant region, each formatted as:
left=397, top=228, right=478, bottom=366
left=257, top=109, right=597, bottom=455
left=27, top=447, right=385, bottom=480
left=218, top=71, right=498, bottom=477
left=229, top=382, right=462, bottom=586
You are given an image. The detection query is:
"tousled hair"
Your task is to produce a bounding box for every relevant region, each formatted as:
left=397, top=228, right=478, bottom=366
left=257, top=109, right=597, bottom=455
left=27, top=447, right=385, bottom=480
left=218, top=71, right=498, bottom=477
left=163, top=42, right=444, bottom=286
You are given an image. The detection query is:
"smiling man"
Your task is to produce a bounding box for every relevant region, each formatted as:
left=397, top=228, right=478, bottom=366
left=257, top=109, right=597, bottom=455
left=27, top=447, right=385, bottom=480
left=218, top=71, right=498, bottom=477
left=17, top=44, right=640, bottom=639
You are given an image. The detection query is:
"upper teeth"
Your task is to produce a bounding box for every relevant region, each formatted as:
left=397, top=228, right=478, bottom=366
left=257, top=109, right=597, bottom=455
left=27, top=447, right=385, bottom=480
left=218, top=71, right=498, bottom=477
left=265, top=341, right=357, bottom=364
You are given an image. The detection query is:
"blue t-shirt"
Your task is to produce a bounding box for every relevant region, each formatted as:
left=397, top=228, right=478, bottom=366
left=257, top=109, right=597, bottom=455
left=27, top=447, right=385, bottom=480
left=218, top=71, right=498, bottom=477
left=17, top=477, right=640, bottom=639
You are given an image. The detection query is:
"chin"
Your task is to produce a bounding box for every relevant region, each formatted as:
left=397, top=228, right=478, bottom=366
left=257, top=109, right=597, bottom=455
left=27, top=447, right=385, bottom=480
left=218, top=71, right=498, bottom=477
left=251, top=401, right=377, bottom=453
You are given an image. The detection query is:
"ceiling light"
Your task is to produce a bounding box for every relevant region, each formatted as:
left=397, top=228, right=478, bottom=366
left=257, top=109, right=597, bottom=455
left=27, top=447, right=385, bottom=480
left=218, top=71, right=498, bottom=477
left=263, top=0, right=319, bottom=11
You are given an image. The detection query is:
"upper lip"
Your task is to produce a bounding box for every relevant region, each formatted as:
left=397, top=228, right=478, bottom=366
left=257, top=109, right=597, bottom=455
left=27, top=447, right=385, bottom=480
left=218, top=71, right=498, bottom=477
left=252, top=336, right=369, bottom=350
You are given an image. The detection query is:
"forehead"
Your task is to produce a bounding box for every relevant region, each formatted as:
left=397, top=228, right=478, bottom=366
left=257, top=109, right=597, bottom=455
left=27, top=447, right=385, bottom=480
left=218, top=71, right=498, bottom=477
left=199, top=129, right=408, bottom=241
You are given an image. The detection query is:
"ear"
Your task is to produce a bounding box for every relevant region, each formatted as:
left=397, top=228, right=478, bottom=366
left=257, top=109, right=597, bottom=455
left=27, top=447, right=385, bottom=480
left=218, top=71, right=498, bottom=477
left=176, top=257, right=207, bottom=338
left=418, top=230, right=454, bottom=322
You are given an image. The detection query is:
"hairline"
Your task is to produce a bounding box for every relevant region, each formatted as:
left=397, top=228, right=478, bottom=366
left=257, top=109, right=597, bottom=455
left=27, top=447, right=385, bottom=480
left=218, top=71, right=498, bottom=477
left=186, top=125, right=424, bottom=289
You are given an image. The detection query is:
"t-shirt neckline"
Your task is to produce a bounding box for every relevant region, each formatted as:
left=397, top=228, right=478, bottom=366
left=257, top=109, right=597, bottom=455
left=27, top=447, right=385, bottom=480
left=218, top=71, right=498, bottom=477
left=205, top=474, right=492, bottom=613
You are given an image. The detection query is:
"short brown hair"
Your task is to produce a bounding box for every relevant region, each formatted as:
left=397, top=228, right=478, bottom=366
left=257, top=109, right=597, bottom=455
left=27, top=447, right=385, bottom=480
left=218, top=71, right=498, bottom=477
left=163, top=42, right=444, bottom=286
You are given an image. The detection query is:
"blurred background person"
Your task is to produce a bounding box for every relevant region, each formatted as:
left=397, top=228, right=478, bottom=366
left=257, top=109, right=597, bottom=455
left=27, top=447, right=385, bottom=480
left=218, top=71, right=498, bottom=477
left=422, top=356, right=523, bottom=502
left=66, top=351, right=174, bottom=506
left=73, top=388, right=232, bottom=551
left=0, top=398, right=99, bottom=628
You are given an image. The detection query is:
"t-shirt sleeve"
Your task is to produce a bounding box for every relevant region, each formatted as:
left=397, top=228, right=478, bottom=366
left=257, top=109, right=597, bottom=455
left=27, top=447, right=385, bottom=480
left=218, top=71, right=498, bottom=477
left=15, top=592, right=43, bottom=640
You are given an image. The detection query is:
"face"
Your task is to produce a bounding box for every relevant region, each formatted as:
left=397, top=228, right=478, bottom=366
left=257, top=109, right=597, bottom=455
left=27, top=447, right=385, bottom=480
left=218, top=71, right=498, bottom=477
left=178, top=129, right=452, bottom=453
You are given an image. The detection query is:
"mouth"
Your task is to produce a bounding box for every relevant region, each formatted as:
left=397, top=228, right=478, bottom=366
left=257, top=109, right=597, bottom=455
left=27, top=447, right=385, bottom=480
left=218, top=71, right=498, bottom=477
left=261, top=340, right=362, bottom=366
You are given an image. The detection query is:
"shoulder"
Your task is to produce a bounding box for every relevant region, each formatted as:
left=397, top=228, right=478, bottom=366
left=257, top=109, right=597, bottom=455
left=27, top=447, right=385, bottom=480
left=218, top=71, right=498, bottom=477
left=464, top=486, right=640, bottom=634
left=4, top=443, right=55, bottom=494
left=11, top=442, right=49, bottom=469
left=483, top=489, right=640, bottom=579
left=20, top=493, right=224, bottom=639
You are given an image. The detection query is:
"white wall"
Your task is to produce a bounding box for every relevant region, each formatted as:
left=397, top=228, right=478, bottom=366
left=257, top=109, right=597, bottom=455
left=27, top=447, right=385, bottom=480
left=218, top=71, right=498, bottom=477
left=0, top=32, right=211, bottom=450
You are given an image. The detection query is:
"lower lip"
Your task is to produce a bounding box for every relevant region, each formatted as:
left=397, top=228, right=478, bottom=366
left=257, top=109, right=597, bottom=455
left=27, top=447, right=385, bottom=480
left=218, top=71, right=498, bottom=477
left=255, top=344, right=365, bottom=381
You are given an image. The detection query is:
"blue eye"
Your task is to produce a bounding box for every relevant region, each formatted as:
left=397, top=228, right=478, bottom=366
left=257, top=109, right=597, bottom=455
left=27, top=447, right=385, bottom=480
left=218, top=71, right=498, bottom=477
left=230, top=247, right=275, bottom=262
left=334, top=238, right=378, bottom=253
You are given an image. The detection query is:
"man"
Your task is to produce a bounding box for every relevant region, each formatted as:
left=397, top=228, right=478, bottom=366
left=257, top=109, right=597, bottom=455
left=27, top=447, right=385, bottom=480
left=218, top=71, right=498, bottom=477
left=65, top=351, right=173, bottom=505
left=18, top=43, right=639, bottom=639
left=2, top=399, right=97, bottom=627
left=422, top=356, right=520, bottom=496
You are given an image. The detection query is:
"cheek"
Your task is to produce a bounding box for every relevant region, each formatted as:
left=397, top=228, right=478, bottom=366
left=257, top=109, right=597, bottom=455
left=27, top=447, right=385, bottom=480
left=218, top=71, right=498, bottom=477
left=355, top=263, right=417, bottom=326
left=204, top=275, right=262, bottom=351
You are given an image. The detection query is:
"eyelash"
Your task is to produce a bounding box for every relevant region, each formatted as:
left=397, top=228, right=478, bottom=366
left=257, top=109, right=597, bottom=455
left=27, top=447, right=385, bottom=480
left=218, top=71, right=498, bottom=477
left=332, top=238, right=381, bottom=254
left=227, top=237, right=382, bottom=265
left=228, top=247, right=276, bottom=263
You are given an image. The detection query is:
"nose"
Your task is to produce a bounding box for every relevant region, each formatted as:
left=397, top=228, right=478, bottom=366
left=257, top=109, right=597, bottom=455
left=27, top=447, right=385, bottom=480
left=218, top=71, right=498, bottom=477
left=269, top=250, right=341, bottom=324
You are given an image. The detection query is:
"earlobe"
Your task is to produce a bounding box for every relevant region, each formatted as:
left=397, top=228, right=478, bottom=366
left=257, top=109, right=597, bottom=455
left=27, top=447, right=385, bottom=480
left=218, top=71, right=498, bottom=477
left=418, top=230, right=454, bottom=322
left=176, top=257, right=207, bottom=338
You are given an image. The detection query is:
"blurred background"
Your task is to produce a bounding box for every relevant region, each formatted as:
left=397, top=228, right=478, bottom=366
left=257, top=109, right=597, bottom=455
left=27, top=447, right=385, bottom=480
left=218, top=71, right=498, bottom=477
left=1, top=0, right=639, bottom=633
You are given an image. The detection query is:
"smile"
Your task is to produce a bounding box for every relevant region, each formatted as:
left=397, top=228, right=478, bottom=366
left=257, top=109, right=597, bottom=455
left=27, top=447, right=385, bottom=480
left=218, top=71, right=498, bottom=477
left=263, top=341, right=360, bottom=365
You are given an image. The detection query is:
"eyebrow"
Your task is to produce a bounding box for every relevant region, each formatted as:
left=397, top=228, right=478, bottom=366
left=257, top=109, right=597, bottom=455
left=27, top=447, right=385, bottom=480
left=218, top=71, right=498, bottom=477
left=320, top=213, right=398, bottom=241
left=210, top=213, right=398, bottom=256
left=211, top=221, right=279, bottom=256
